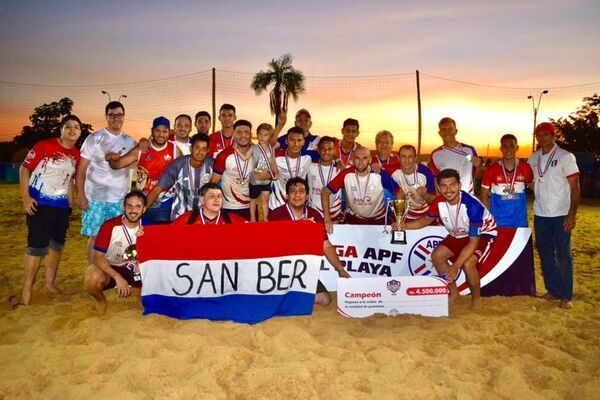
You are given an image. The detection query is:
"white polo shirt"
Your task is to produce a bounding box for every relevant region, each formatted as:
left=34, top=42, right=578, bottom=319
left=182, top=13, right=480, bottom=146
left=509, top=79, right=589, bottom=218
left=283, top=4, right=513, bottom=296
left=528, top=144, right=579, bottom=217
left=429, top=143, right=478, bottom=194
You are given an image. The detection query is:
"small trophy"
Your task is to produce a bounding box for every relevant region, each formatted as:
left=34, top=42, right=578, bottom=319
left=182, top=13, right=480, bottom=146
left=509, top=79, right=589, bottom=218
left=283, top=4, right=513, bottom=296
left=388, top=199, right=412, bottom=244
left=123, top=244, right=141, bottom=282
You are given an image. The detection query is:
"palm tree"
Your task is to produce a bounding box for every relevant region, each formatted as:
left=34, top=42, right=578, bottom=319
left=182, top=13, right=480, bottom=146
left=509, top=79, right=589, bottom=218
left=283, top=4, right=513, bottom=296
left=251, top=54, right=305, bottom=126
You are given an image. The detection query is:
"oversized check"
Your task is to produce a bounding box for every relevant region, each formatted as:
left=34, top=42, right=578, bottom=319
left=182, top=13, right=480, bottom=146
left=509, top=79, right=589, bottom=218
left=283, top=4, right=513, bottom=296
left=337, top=276, right=449, bottom=318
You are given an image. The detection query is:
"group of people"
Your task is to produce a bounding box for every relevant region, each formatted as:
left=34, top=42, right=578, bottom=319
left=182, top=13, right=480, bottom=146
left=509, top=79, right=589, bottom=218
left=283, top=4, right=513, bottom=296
left=13, top=100, right=580, bottom=312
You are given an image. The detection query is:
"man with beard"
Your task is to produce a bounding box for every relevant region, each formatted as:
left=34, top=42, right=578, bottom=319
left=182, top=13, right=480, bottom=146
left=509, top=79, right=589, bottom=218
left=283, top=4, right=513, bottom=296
left=107, top=116, right=181, bottom=224
left=146, top=133, right=213, bottom=221
left=333, top=118, right=362, bottom=168
left=171, top=114, right=194, bottom=155
left=322, top=147, right=400, bottom=232
left=396, top=169, right=497, bottom=309
left=76, top=101, right=137, bottom=264
left=84, top=191, right=148, bottom=310
left=210, top=120, right=256, bottom=221
left=269, top=177, right=350, bottom=306
left=277, top=108, right=321, bottom=151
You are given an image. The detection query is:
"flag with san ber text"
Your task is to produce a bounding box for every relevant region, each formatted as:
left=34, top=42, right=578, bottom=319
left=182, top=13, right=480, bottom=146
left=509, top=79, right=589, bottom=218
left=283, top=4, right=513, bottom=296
left=137, top=221, right=323, bottom=324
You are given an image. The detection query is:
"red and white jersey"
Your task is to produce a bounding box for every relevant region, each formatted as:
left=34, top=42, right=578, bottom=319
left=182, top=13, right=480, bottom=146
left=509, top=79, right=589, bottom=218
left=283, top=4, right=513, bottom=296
left=22, top=138, right=80, bottom=208
left=306, top=162, right=342, bottom=219
left=528, top=144, right=580, bottom=217
left=427, top=191, right=497, bottom=239
left=327, top=167, right=399, bottom=220
left=208, top=130, right=234, bottom=159
left=269, top=150, right=314, bottom=210
left=429, top=143, right=478, bottom=194
left=94, top=216, right=141, bottom=267
left=333, top=139, right=361, bottom=168
left=386, top=163, right=436, bottom=218
left=213, top=146, right=255, bottom=210
left=136, top=141, right=177, bottom=200
left=371, top=154, right=400, bottom=168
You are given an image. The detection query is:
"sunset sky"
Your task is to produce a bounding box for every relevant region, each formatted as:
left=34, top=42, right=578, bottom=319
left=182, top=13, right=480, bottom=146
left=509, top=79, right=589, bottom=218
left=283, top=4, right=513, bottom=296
left=1, top=0, right=598, bottom=156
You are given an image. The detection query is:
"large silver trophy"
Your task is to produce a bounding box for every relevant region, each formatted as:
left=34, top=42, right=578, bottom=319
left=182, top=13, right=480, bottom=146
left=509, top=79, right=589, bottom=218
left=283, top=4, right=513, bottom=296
left=123, top=244, right=141, bottom=282
left=388, top=199, right=412, bottom=244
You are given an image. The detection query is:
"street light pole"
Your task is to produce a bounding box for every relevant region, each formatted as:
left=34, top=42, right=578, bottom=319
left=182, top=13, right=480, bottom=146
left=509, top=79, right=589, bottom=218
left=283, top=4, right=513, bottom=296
left=528, top=90, right=549, bottom=151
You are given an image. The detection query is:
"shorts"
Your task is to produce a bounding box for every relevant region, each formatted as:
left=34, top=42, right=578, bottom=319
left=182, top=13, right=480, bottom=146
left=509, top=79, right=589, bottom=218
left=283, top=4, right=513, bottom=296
left=82, top=200, right=123, bottom=237
left=223, top=208, right=250, bottom=221
left=249, top=183, right=272, bottom=199
left=316, top=279, right=328, bottom=294
left=440, top=235, right=495, bottom=265
left=26, top=205, right=71, bottom=256
left=142, top=203, right=172, bottom=225
left=104, top=264, right=143, bottom=290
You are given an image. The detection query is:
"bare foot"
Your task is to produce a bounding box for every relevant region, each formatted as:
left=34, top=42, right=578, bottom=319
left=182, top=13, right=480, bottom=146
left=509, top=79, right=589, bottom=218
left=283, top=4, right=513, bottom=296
left=21, top=287, right=32, bottom=305
left=559, top=299, right=573, bottom=309
left=537, top=292, right=557, bottom=300
left=470, top=297, right=482, bottom=310
left=43, top=284, right=62, bottom=297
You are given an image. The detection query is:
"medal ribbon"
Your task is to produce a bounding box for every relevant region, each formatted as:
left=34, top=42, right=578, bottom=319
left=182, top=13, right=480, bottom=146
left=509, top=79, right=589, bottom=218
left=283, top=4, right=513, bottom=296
left=537, top=145, right=558, bottom=179
left=200, top=208, right=221, bottom=225
left=445, top=193, right=462, bottom=235
left=500, top=159, right=518, bottom=194
left=402, top=165, right=418, bottom=188
left=286, top=204, right=307, bottom=220
left=220, top=130, right=234, bottom=149
left=234, top=151, right=250, bottom=182
left=354, top=171, right=371, bottom=201
left=257, top=144, right=275, bottom=178
left=285, top=151, right=301, bottom=178
left=121, top=216, right=139, bottom=245
left=443, top=143, right=469, bottom=156
left=318, top=164, right=335, bottom=188
left=339, top=142, right=356, bottom=165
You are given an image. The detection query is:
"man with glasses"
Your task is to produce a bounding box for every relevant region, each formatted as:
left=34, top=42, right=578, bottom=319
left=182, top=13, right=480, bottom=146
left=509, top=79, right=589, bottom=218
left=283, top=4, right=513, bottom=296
left=76, top=101, right=137, bottom=264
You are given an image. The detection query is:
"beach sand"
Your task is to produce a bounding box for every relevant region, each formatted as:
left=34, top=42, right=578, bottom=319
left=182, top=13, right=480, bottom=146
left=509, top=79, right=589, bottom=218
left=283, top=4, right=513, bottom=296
left=1, top=183, right=599, bottom=400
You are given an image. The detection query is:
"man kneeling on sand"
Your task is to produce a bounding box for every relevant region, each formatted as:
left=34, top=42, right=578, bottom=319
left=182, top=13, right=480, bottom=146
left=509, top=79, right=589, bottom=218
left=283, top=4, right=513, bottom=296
left=395, top=169, right=497, bottom=309
left=84, top=191, right=147, bottom=309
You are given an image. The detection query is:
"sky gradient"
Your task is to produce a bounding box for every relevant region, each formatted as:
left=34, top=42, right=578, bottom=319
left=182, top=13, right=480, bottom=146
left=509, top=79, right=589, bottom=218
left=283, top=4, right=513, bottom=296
left=0, top=0, right=599, bottom=155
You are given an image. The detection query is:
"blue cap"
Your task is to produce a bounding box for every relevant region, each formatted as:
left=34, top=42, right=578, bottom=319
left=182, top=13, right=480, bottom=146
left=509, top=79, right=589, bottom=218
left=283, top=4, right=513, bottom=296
left=152, top=116, right=170, bottom=129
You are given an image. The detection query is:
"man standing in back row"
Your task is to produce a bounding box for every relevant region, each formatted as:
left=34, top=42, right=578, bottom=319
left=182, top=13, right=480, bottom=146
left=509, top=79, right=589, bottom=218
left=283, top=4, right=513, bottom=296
left=528, top=122, right=580, bottom=309
left=76, top=102, right=137, bottom=264
left=429, top=117, right=481, bottom=194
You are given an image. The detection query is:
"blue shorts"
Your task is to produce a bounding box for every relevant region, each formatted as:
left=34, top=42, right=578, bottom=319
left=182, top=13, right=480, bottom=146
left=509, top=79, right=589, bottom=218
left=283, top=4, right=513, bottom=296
left=81, top=200, right=123, bottom=237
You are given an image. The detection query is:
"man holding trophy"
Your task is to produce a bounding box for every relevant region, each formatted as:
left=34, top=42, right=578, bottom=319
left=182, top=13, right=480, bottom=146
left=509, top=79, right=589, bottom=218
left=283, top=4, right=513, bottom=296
left=84, top=191, right=147, bottom=310
left=395, top=169, right=497, bottom=309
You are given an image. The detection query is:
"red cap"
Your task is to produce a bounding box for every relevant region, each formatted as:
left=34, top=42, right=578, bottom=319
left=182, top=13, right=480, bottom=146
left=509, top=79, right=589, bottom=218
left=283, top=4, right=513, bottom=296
left=535, top=122, right=556, bottom=135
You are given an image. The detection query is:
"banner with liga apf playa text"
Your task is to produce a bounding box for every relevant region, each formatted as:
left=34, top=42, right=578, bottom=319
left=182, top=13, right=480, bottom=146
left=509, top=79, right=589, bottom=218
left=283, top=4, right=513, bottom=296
left=136, top=221, right=324, bottom=324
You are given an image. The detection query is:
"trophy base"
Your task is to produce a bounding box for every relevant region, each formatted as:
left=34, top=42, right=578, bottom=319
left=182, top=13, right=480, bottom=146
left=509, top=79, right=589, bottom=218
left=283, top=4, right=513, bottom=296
left=391, top=230, right=407, bottom=245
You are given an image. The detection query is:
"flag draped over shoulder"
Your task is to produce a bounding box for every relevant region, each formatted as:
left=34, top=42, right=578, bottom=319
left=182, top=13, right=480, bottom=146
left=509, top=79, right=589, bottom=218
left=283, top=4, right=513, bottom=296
left=137, top=221, right=324, bottom=324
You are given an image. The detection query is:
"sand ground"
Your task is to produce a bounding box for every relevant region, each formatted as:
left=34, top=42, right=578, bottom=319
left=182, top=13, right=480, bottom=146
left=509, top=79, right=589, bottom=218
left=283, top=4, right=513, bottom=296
left=0, top=183, right=599, bottom=400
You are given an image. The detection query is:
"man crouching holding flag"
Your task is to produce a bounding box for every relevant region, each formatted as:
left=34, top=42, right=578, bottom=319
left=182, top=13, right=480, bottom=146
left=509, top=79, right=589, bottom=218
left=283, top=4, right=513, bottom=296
left=84, top=191, right=147, bottom=310
left=269, top=177, right=351, bottom=306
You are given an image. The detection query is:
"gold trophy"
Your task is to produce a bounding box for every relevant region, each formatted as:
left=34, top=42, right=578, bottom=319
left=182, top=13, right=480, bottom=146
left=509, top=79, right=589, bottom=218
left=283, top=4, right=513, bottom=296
left=123, top=244, right=141, bottom=282
left=388, top=199, right=412, bottom=244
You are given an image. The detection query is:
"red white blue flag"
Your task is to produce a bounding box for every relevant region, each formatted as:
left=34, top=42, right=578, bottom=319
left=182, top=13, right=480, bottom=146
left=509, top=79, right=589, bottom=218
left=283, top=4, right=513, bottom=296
left=137, top=221, right=324, bottom=324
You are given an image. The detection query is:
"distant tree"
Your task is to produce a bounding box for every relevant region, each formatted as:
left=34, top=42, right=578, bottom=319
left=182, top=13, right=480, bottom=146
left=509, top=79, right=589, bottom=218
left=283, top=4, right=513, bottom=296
left=251, top=54, right=305, bottom=125
left=12, top=97, right=93, bottom=149
left=551, top=93, right=600, bottom=161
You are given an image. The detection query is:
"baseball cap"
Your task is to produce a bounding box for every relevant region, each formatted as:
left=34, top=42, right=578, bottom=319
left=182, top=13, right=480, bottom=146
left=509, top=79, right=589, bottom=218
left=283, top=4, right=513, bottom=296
left=535, top=122, right=555, bottom=135
left=295, top=109, right=311, bottom=118
left=152, top=116, right=170, bottom=129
